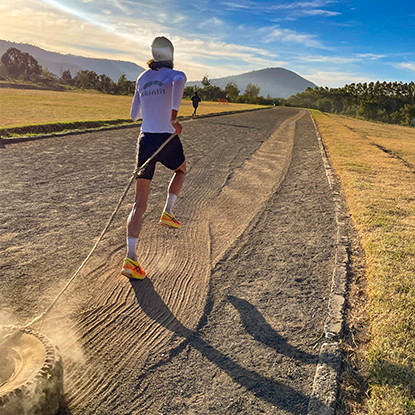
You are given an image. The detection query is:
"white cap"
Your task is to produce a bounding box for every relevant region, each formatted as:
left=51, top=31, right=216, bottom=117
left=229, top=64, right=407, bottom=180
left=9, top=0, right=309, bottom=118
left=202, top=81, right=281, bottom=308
left=152, top=46, right=173, bottom=62
left=151, top=36, right=174, bottom=62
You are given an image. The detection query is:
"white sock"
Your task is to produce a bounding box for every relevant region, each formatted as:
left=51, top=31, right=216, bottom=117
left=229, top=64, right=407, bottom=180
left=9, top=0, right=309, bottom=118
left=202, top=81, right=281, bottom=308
left=126, top=237, right=138, bottom=261
left=164, top=193, right=177, bottom=215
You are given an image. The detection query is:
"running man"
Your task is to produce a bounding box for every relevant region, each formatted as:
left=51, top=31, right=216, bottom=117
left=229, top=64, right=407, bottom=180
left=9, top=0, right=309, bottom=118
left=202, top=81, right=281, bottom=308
left=121, top=36, right=187, bottom=280
left=191, top=91, right=201, bottom=117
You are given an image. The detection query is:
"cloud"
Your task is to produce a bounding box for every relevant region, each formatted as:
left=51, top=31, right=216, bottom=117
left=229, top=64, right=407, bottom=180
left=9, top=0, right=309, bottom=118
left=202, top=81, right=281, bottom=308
left=266, top=27, right=328, bottom=49
left=355, top=53, right=386, bottom=60
left=199, top=17, right=225, bottom=29
left=108, top=0, right=131, bottom=15
left=396, top=62, right=415, bottom=72
left=268, top=1, right=340, bottom=20
left=300, top=9, right=340, bottom=16
left=297, top=54, right=385, bottom=64
left=221, top=1, right=252, bottom=10
left=0, top=0, right=287, bottom=81
left=303, top=70, right=375, bottom=87
left=298, top=55, right=360, bottom=64
left=270, top=1, right=327, bottom=10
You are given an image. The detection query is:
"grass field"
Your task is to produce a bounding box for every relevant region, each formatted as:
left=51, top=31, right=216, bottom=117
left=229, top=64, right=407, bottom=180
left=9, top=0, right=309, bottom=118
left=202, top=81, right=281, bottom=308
left=0, top=88, right=267, bottom=128
left=312, top=111, right=415, bottom=414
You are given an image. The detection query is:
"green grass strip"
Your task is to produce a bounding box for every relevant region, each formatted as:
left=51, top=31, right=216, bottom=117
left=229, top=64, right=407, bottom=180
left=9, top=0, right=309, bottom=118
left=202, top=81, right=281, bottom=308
left=0, top=119, right=136, bottom=138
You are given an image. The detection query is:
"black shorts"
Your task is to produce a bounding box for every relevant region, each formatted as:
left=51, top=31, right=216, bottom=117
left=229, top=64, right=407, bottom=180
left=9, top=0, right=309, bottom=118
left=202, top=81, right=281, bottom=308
left=136, top=132, right=185, bottom=180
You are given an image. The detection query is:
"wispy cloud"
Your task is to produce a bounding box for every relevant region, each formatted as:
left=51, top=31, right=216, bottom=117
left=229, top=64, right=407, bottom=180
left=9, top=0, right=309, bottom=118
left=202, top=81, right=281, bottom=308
left=396, top=62, right=415, bottom=72
left=297, top=53, right=386, bottom=64
left=220, top=0, right=340, bottom=19
left=355, top=53, right=386, bottom=60
left=304, top=70, right=375, bottom=87
left=270, top=1, right=334, bottom=10
left=266, top=27, right=328, bottom=49
left=300, top=9, right=340, bottom=16
left=199, top=17, right=225, bottom=29
left=221, top=1, right=252, bottom=10
left=266, top=0, right=341, bottom=20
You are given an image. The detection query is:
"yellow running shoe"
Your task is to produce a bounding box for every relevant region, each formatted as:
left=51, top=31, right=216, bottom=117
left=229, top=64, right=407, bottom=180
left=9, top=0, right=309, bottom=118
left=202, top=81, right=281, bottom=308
left=159, top=211, right=182, bottom=229
left=121, top=258, right=146, bottom=279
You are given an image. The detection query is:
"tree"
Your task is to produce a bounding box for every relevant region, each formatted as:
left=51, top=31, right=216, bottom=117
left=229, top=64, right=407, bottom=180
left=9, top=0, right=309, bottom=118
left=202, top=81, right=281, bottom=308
left=400, top=104, right=415, bottom=125
left=1, top=48, right=42, bottom=80
left=117, top=73, right=134, bottom=95
left=224, top=80, right=240, bottom=102
left=39, top=68, right=59, bottom=87
left=61, top=69, right=72, bottom=82
left=316, top=98, right=333, bottom=112
left=197, top=85, right=225, bottom=101
left=357, top=100, right=378, bottom=120
left=201, top=74, right=211, bottom=87
left=1, top=48, right=21, bottom=76
left=183, top=86, right=197, bottom=99
left=73, top=70, right=99, bottom=89
left=0, top=63, right=10, bottom=80
left=244, top=83, right=260, bottom=103
left=98, top=74, right=115, bottom=94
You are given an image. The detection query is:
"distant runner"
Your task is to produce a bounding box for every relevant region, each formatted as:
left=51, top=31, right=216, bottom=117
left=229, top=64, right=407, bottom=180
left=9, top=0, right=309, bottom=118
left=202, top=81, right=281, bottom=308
left=121, top=36, right=187, bottom=280
left=191, top=91, right=201, bottom=117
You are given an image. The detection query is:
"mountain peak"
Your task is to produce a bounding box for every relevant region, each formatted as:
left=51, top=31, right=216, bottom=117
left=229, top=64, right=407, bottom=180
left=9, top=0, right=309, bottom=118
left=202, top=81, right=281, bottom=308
left=188, top=67, right=316, bottom=99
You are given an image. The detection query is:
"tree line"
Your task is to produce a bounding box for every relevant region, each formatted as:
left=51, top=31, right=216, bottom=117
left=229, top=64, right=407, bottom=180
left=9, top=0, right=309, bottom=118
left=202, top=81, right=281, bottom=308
left=285, top=82, right=415, bottom=125
left=182, top=75, right=273, bottom=105
left=0, top=47, right=135, bottom=95
left=0, top=48, right=269, bottom=103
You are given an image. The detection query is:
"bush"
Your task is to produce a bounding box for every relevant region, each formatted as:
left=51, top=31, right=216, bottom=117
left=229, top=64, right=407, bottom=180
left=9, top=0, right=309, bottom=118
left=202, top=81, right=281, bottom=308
left=400, top=104, right=415, bottom=125
left=357, top=100, right=378, bottom=120
left=390, top=111, right=403, bottom=124
left=316, top=98, right=333, bottom=112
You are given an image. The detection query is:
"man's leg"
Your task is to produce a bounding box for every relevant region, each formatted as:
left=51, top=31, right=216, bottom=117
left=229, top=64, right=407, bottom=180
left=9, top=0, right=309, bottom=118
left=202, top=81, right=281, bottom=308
left=160, top=161, right=186, bottom=228
left=122, top=178, right=151, bottom=279
left=127, top=178, right=151, bottom=240
left=168, top=161, right=186, bottom=197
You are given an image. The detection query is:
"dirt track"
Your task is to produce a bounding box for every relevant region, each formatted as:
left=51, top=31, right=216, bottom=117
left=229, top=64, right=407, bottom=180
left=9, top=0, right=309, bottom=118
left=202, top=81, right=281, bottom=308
left=0, top=108, right=336, bottom=414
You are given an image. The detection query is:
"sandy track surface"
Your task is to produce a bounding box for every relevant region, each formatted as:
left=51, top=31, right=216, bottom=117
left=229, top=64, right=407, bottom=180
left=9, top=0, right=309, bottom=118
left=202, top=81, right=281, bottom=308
left=0, top=108, right=336, bottom=414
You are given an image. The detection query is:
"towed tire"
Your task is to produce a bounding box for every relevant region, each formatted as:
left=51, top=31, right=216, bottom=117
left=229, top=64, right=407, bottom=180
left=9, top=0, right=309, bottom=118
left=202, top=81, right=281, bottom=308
left=0, top=325, right=63, bottom=415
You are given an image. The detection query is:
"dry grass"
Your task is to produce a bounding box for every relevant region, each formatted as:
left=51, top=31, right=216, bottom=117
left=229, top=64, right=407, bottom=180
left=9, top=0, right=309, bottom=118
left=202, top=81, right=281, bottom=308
left=312, top=111, right=415, bottom=414
left=0, top=88, right=267, bottom=128
left=331, top=115, right=415, bottom=169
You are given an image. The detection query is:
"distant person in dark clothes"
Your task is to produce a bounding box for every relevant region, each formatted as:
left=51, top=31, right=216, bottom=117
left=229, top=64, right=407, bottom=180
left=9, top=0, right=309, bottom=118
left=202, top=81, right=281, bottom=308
left=191, top=91, right=201, bottom=117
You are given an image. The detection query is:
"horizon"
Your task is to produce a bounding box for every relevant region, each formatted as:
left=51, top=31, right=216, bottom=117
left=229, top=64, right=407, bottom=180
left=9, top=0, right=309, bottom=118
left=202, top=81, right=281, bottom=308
left=0, top=0, right=414, bottom=87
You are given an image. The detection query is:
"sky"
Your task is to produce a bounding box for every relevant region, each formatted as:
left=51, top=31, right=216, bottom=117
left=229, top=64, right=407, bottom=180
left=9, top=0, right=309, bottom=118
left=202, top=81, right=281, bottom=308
left=0, top=0, right=414, bottom=87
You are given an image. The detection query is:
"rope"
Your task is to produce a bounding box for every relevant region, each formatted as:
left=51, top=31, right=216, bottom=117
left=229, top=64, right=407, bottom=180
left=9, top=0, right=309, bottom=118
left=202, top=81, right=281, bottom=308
left=2, top=131, right=178, bottom=344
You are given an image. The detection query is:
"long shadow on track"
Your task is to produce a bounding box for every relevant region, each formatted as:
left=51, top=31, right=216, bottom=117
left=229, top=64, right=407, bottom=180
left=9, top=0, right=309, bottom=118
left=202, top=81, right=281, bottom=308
left=130, top=278, right=323, bottom=415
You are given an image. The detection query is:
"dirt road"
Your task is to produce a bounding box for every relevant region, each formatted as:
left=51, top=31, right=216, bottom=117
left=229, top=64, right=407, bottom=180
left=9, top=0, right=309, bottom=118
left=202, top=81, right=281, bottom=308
left=0, top=108, right=336, bottom=414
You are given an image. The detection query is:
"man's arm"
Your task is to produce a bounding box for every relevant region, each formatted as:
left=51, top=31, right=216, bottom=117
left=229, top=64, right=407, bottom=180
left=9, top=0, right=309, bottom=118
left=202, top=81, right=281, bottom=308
left=171, top=109, right=182, bottom=135
left=170, top=72, right=187, bottom=135
left=130, top=83, right=142, bottom=121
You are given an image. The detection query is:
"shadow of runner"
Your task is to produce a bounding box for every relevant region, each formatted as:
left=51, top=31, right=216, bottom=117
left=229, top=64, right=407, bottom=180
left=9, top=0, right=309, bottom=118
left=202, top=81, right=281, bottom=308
left=130, top=278, right=323, bottom=415
left=228, top=295, right=316, bottom=363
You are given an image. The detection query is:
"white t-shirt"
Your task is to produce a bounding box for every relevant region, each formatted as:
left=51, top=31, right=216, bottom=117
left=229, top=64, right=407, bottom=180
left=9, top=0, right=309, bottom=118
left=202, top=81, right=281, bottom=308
left=130, top=67, right=187, bottom=134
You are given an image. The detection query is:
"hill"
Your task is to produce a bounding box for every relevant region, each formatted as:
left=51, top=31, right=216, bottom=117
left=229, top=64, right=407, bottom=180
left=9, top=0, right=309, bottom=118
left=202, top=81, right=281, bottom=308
left=0, top=40, right=144, bottom=82
left=187, top=68, right=317, bottom=99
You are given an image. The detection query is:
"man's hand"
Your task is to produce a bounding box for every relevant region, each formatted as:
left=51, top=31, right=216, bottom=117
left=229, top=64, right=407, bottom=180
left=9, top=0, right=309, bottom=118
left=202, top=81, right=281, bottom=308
left=172, top=121, right=183, bottom=135
left=171, top=110, right=182, bottom=135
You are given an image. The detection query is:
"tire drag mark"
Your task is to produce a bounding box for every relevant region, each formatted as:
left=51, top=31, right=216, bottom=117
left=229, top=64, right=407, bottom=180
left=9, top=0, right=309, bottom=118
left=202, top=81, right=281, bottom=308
left=209, top=110, right=306, bottom=265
